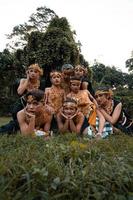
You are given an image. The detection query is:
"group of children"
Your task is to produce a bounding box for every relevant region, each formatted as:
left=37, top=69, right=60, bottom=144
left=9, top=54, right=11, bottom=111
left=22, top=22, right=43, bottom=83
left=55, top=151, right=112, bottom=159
left=16, top=63, right=112, bottom=138
left=0, top=63, right=132, bottom=138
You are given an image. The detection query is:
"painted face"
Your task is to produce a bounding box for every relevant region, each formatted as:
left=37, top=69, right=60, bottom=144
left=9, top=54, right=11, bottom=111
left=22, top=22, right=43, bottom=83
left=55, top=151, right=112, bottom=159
left=51, top=74, right=61, bottom=85
left=95, top=93, right=107, bottom=106
left=74, top=67, right=84, bottom=78
left=27, top=69, right=40, bottom=79
left=70, top=80, right=81, bottom=93
left=63, top=102, right=77, bottom=118
left=26, top=95, right=44, bottom=114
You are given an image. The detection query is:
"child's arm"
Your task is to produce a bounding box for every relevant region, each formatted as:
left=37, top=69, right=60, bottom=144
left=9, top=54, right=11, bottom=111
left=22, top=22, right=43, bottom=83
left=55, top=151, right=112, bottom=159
left=44, top=114, right=53, bottom=132
left=87, top=91, right=99, bottom=107
left=17, top=79, right=28, bottom=95
left=70, top=113, right=84, bottom=134
left=56, top=112, right=69, bottom=133
left=99, top=103, right=122, bottom=125
left=44, top=88, right=49, bottom=104
left=44, top=88, right=55, bottom=114
left=96, top=109, right=106, bottom=136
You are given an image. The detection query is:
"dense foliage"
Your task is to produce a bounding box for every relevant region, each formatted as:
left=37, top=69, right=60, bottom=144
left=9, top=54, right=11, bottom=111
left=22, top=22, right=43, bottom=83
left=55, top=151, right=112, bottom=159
left=0, top=134, right=133, bottom=200
left=91, top=63, right=133, bottom=89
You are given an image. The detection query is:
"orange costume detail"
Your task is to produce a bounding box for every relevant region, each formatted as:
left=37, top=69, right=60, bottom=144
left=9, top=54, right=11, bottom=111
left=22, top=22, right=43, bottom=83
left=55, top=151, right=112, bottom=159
left=45, top=86, right=65, bottom=114
left=67, top=89, right=94, bottom=117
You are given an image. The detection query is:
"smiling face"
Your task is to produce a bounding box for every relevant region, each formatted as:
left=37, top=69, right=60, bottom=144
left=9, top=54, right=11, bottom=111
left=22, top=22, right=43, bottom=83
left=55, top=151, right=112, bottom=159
left=63, top=101, right=77, bottom=118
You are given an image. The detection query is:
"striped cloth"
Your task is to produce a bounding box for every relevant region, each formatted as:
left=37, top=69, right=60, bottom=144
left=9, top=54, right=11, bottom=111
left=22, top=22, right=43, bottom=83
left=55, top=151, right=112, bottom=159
left=88, top=117, right=113, bottom=138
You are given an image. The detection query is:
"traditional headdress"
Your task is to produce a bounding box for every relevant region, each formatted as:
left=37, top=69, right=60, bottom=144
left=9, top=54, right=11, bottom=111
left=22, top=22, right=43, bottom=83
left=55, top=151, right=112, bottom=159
left=26, top=89, right=44, bottom=102
left=27, top=64, right=43, bottom=76
left=63, top=97, right=78, bottom=109
left=75, top=65, right=86, bottom=72
left=70, top=76, right=82, bottom=84
left=95, top=87, right=113, bottom=98
left=50, top=71, right=62, bottom=78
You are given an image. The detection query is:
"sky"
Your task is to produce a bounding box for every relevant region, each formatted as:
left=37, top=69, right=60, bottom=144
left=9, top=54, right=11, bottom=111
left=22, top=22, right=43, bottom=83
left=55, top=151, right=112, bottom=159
left=0, top=0, right=133, bottom=73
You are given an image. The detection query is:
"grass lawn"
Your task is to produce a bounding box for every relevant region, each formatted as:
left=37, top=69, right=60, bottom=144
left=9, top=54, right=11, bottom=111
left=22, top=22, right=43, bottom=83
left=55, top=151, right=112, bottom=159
left=0, top=126, right=133, bottom=199
left=0, top=116, right=11, bottom=126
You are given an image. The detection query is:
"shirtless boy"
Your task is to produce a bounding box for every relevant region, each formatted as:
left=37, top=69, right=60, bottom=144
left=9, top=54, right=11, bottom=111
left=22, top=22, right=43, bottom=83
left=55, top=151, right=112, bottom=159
left=17, top=90, right=52, bottom=136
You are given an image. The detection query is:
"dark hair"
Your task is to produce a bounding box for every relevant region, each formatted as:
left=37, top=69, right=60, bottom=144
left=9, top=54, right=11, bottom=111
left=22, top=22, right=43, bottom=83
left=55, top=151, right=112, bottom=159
left=70, top=76, right=82, bottom=82
left=25, top=89, right=44, bottom=102
left=95, top=86, right=110, bottom=92
left=61, top=64, right=73, bottom=71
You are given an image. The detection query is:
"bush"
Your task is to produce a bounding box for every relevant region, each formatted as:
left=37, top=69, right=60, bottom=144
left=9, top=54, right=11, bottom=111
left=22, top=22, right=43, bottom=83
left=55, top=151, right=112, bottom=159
left=0, top=134, right=133, bottom=200
left=115, top=89, right=133, bottom=118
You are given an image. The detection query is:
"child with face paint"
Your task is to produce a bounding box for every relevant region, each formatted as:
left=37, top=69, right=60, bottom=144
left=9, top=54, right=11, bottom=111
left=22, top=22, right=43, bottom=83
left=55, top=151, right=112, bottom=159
left=45, top=71, right=65, bottom=115
left=17, top=90, right=52, bottom=136
left=56, top=98, right=88, bottom=135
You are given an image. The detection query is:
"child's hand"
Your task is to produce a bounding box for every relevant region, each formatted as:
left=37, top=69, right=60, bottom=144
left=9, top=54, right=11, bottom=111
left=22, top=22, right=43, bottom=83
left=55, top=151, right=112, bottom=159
left=69, top=110, right=79, bottom=120
left=24, top=109, right=35, bottom=119
left=26, top=71, right=30, bottom=81
left=45, top=105, right=55, bottom=114
left=60, top=111, right=69, bottom=119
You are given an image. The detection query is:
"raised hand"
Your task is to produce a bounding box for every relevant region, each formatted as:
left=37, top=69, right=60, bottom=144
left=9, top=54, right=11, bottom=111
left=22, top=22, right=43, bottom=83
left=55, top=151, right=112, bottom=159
left=24, top=108, right=35, bottom=119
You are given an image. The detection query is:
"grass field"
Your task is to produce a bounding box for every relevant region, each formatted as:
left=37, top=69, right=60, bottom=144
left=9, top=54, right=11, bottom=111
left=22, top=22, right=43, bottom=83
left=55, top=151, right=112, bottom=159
left=0, top=116, right=133, bottom=199
left=0, top=117, right=11, bottom=126
left=0, top=133, right=133, bottom=200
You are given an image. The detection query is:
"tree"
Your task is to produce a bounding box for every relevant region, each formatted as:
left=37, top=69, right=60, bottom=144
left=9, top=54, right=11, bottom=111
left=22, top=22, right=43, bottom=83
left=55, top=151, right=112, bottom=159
left=20, top=16, right=80, bottom=86
left=125, top=50, right=133, bottom=72
left=91, top=62, right=129, bottom=88
left=125, top=58, right=133, bottom=72
left=0, top=49, right=17, bottom=115
left=6, top=6, right=57, bottom=50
